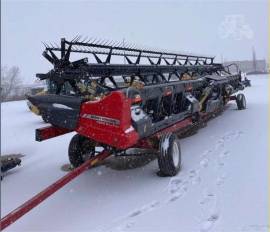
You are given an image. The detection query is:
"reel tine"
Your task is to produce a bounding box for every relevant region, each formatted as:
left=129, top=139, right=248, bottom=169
left=80, top=37, right=86, bottom=43
left=101, top=39, right=108, bottom=46
left=42, top=42, right=48, bottom=48
left=77, top=45, right=84, bottom=51
left=73, top=45, right=79, bottom=51
left=113, top=40, right=119, bottom=47
left=72, top=35, right=79, bottom=43
left=88, top=47, right=95, bottom=53
left=103, top=39, right=109, bottom=46
left=98, top=38, right=105, bottom=45
left=71, top=36, right=78, bottom=42
left=85, top=47, right=91, bottom=52
left=92, top=38, right=98, bottom=44
left=86, top=37, right=92, bottom=43
left=44, top=42, right=51, bottom=49
left=75, top=35, right=82, bottom=43
left=108, top=40, right=115, bottom=47
left=118, top=41, right=124, bottom=47
left=53, top=42, right=59, bottom=48
left=49, top=43, right=56, bottom=49
left=99, top=39, right=105, bottom=46
left=107, top=40, right=113, bottom=46
left=129, top=43, right=133, bottom=49
left=95, top=39, right=102, bottom=45
left=82, top=36, right=89, bottom=43
left=105, top=39, right=111, bottom=46
left=123, top=41, right=128, bottom=48
left=130, top=43, right=135, bottom=49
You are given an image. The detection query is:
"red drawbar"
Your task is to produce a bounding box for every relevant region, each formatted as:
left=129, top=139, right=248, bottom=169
left=0, top=150, right=112, bottom=230
left=76, top=91, right=139, bottom=149
left=36, top=126, right=72, bottom=141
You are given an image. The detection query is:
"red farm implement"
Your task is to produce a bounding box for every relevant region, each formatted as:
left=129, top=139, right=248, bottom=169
left=1, top=37, right=247, bottom=230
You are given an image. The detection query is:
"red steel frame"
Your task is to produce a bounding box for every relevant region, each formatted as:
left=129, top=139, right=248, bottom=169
left=36, top=126, right=72, bottom=141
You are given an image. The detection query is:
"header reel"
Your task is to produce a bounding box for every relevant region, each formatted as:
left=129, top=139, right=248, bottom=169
left=37, top=37, right=230, bottom=92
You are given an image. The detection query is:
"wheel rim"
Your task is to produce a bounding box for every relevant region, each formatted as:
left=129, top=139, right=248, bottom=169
left=80, top=139, right=97, bottom=161
left=172, top=142, right=180, bottom=167
left=242, top=96, right=246, bottom=108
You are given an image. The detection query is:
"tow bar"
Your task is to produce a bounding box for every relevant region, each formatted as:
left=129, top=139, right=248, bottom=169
left=0, top=150, right=112, bottom=230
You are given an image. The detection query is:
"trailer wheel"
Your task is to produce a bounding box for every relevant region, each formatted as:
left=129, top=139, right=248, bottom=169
left=68, top=134, right=97, bottom=168
left=157, top=133, right=181, bottom=176
left=236, top=93, right=246, bottom=110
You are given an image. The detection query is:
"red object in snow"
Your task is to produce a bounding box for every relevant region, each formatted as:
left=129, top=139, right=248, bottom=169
left=76, top=91, right=139, bottom=149
left=36, top=126, right=72, bottom=142
left=0, top=150, right=112, bottom=231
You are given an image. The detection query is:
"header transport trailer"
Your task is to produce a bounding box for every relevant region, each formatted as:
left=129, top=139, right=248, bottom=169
left=29, top=37, right=246, bottom=176
left=1, top=37, right=246, bottom=230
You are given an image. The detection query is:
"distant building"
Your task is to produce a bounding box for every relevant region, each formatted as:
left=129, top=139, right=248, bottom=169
left=223, top=59, right=267, bottom=74
left=223, top=47, right=268, bottom=74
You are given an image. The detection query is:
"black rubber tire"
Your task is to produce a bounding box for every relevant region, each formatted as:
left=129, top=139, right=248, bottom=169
left=236, top=93, right=246, bottom=110
left=68, top=134, right=96, bottom=168
left=157, top=133, right=181, bottom=176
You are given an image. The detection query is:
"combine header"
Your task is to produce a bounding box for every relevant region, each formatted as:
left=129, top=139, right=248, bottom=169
left=2, top=37, right=246, bottom=230
left=30, top=36, right=245, bottom=174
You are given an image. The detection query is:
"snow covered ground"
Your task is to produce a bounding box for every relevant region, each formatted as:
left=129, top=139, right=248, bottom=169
left=1, top=75, right=269, bottom=232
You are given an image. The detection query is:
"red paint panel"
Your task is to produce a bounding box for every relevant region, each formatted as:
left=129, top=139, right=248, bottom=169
left=76, top=91, right=139, bottom=149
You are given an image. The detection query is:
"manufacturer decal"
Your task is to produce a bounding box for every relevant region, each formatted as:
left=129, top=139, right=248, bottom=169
left=82, top=114, right=120, bottom=126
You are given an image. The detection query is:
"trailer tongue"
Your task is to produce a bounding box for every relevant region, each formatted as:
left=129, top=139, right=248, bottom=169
left=0, top=150, right=112, bottom=230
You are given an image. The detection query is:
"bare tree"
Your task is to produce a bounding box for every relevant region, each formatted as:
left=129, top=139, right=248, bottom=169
left=1, top=66, right=22, bottom=101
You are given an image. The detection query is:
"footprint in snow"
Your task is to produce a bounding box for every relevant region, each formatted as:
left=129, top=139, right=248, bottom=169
left=189, top=169, right=197, bottom=178
left=167, top=178, right=189, bottom=202
left=108, top=221, right=135, bottom=232
left=217, top=158, right=225, bottom=167
left=168, top=191, right=185, bottom=202
left=200, top=150, right=212, bottom=158
left=121, top=221, right=135, bottom=230
left=199, top=192, right=215, bottom=205
left=168, top=178, right=183, bottom=194
left=98, top=202, right=160, bottom=232
left=219, top=150, right=230, bottom=158
left=191, top=176, right=201, bottom=185
left=200, top=213, right=219, bottom=232
left=216, top=174, right=226, bottom=186
left=128, top=201, right=160, bottom=218
left=189, top=170, right=201, bottom=185
left=200, top=158, right=209, bottom=168
left=199, top=189, right=220, bottom=232
left=223, top=130, right=243, bottom=141
left=233, top=130, right=244, bottom=139
left=215, top=140, right=225, bottom=150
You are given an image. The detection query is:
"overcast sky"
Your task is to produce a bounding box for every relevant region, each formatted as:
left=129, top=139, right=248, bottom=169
left=1, top=0, right=268, bottom=83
